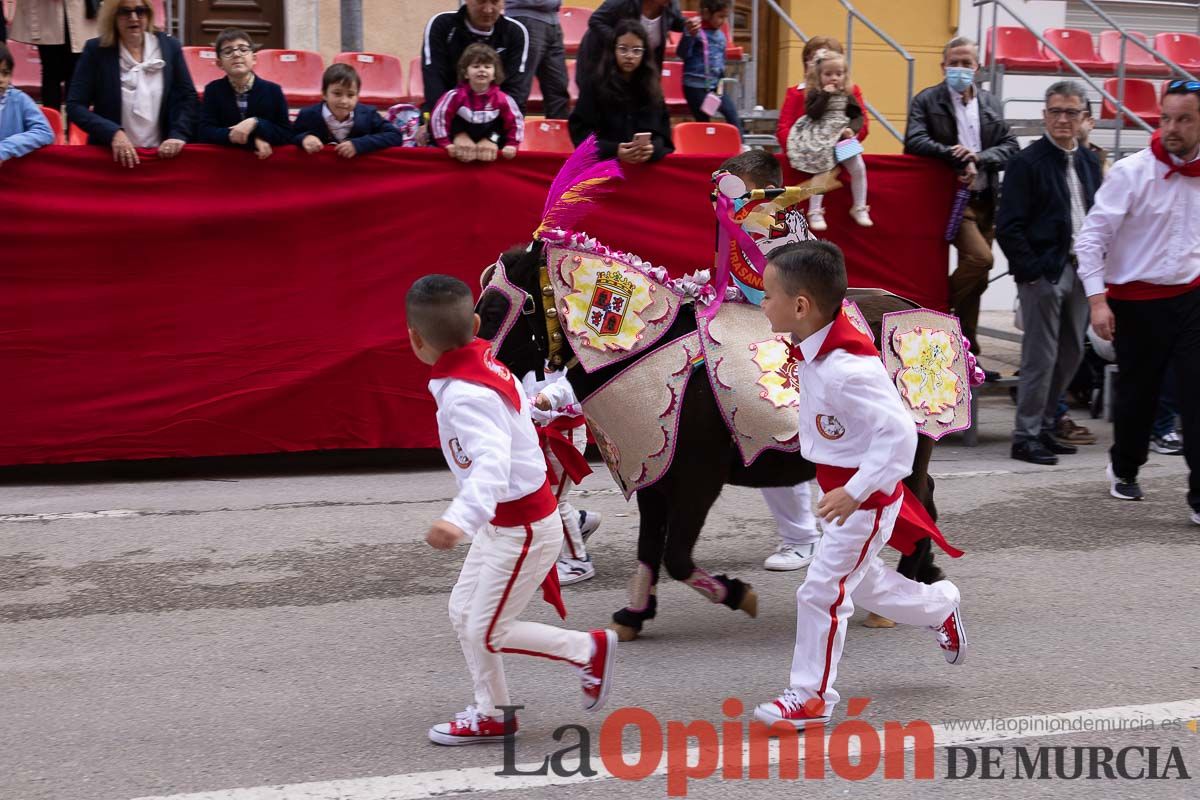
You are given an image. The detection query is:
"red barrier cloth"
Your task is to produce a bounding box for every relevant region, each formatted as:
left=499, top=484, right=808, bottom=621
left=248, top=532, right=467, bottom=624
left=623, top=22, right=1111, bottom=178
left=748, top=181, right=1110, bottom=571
left=0, top=146, right=952, bottom=465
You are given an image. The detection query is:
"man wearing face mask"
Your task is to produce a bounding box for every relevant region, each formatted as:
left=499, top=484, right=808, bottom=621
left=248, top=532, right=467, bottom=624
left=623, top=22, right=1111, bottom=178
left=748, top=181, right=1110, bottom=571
left=905, top=37, right=1019, bottom=380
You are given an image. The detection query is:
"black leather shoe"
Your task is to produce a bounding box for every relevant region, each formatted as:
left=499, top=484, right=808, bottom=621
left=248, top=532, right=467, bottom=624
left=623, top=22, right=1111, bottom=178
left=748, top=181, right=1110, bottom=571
left=983, top=368, right=1002, bottom=383
left=1012, top=440, right=1058, bottom=465
left=1039, top=432, right=1078, bottom=455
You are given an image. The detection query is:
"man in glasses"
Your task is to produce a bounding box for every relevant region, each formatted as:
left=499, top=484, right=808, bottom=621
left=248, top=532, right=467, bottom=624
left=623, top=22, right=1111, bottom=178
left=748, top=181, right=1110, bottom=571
left=1076, top=79, right=1200, bottom=526
left=997, top=81, right=1102, bottom=466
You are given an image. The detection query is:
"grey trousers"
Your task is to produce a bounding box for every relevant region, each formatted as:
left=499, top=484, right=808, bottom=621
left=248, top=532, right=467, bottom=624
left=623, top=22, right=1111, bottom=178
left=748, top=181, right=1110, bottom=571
left=1013, top=264, right=1088, bottom=443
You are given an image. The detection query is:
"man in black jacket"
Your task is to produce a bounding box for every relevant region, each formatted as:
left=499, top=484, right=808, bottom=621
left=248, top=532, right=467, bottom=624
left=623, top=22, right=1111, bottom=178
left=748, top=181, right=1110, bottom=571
left=905, top=37, right=1019, bottom=375
left=997, top=81, right=1102, bottom=465
left=421, top=0, right=530, bottom=115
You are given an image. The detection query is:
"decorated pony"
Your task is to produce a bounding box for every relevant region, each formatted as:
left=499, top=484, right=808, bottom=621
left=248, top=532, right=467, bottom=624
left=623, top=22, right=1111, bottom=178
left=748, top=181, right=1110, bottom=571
left=478, top=139, right=979, bottom=641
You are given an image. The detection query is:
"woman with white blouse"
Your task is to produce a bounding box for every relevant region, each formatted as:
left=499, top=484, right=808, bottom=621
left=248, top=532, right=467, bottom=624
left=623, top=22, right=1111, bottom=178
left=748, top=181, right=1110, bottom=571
left=66, top=0, right=197, bottom=167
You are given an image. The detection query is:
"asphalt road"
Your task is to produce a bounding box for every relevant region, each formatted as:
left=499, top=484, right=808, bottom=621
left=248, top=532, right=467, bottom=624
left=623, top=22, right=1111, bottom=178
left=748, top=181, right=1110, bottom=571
left=2, top=393, right=1198, bottom=800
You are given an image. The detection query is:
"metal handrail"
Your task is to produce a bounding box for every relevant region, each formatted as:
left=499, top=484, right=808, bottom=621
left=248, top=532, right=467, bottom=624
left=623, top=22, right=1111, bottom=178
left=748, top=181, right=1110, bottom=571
left=758, top=0, right=907, bottom=143
left=836, top=0, right=916, bottom=125
left=1076, top=0, right=1200, bottom=80
left=973, top=0, right=1156, bottom=157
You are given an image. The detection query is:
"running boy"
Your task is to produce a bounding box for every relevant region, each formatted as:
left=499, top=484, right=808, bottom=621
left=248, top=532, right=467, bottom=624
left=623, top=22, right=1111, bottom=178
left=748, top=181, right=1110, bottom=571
left=753, top=241, right=966, bottom=728
left=407, top=275, right=616, bottom=745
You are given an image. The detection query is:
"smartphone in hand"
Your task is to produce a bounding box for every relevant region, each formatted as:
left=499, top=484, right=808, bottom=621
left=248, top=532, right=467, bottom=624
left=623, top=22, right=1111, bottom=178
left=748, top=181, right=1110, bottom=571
left=633, top=132, right=653, bottom=147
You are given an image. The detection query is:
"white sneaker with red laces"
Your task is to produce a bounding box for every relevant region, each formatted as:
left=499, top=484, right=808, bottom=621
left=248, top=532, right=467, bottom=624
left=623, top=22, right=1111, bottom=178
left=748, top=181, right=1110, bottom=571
left=578, top=628, right=617, bottom=711
left=427, top=705, right=517, bottom=746
left=932, top=605, right=967, bottom=665
left=753, top=688, right=832, bottom=729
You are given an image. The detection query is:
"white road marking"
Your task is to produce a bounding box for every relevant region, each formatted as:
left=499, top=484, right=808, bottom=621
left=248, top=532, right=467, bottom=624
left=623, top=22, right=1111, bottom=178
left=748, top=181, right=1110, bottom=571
left=127, top=697, right=1200, bottom=800
left=0, top=509, right=143, bottom=522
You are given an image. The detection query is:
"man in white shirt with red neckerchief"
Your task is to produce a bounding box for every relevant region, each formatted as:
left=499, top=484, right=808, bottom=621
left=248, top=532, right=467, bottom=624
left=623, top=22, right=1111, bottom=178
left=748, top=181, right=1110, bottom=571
left=1076, top=81, right=1200, bottom=525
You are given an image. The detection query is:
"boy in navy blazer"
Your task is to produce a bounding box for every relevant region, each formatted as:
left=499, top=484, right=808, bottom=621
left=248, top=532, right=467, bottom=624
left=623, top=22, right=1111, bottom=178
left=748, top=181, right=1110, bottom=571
left=198, top=28, right=291, bottom=158
left=293, top=63, right=402, bottom=158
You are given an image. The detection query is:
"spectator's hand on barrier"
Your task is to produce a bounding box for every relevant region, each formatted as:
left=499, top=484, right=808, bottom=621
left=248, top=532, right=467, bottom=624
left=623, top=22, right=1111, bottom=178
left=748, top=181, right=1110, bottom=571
left=816, top=487, right=861, bottom=527
left=112, top=130, right=140, bottom=169
left=950, top=144, right=977, bottom=164
left=958, top=161, right=978, bottom=185
left=335, top=141, right=358, bottom=159
left=476, top=139, right=499, bottom=163
left=501, top=145, right=517, bottom=160
left=1089, top=296, right=1115, bottom=341
left=426, top=520, right=466, bottom=550
left=158, top=139, right=185, bottom=159
left=685, top=16, right=702, bottom=35
left=229, top=118, right=258, bottom=145
left=840, top=127, right=855, bottom=140
left=254, top=139, right=273, bottom=160
left=301, top=135, right=324, bottom=154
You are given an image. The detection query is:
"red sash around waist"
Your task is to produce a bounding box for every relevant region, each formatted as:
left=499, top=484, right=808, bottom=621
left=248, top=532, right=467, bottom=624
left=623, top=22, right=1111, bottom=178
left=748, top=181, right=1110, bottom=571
left=816, top=465, right=964, bottom=559
left=538, top=416, right=592, bottom=488
left=490, top=479, right=567, bottom=619
left=1106, top=274, right=1200, bottom=302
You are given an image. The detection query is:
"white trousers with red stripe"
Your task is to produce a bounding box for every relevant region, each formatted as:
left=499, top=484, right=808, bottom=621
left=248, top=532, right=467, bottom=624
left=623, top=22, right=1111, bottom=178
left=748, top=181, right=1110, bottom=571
left=789, top=496, right=960, bottom=712
left=546, top=424, right=588, bottom=560
left=761, top=480, right=820, bottom=545
left=448, top=511, right=593, bottom=718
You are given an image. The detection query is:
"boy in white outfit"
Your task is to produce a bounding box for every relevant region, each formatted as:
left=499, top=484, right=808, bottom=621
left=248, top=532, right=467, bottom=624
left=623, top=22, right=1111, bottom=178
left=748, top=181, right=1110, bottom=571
left=753, top=242, right=966, bottom=728
left=409, top=275, right=617, bottom=745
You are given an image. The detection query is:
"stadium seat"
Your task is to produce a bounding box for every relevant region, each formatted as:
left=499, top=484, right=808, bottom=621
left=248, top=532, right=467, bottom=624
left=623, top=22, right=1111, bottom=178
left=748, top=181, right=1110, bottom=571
left=1101, top=78, right=1161, bottom=127
left=660, top=63, right=688, bottom=113
left=985, top=27, right=1057, bottom=72
left=67, top=122, right=87, bottom=145
left=334, top=52, right=405, bottom=108
left=560, top=6, right=591, bottom=56
left=40, top=106, right=63, bottom=144
left=182, top=47, right=224, bottom=98
left=1098, top=31, right=1170, bottom=77
left=521, top=117, right=574, bottom=153
left=1041, top=28, right=1114, bottom=74
left=10, top=41, right=42, bottom=100
left=526, top=61, right=580, bottom=112
left=1154, top=32, right=1200, bottom=72
left=255, top=49, right=325, bottom=106
left=404, top=57, right=425, bottom=106
left=673, top=121, right=741, bottom=155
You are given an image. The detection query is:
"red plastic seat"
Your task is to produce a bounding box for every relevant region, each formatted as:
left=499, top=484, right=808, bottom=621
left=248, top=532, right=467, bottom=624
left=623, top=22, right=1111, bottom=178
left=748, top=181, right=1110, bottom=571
left=673, top=121, right=741, bottom=155
left=1041, top=28, right=1114, bottom=73
left=255, top=49, right=325, bottom=106
left=1154, top=32, right=1200, bottom=72
left=67, top=122, right=87, bottom=145
left=1101, top=78, right=1161, bottom=127
left=560, top=6, right=591, bottom=56
left=521, top=117, right=574, bottom=153
left=985, top=27, right=1058, bottom=72
left=1098, top=31, right=1169, bottom=77
left=182, top=47, right=224, bottom=98
left=660, top=63, right=688, bottom=112
left=334, top=52, right=405, bottom=108
left=404, top=57, right=425, bottom=106
left=9, top=41, right=42, bottom=100
left=39, top=106, right=63, bottom=144
left=526, top=60, right=580, bottom=112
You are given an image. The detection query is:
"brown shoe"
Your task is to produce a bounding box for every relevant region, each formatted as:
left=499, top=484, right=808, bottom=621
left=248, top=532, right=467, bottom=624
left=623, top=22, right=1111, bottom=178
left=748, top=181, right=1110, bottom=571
left=1056, top=416, right=1097, bottom=445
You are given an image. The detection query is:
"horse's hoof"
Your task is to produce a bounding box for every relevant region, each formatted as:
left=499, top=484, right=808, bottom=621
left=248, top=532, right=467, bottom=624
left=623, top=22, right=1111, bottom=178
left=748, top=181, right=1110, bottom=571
left=739, top=587, right=758, bottom=618
left=609, top=622, right=639, bottom=642
left=862, top=612, right=896, bottom=628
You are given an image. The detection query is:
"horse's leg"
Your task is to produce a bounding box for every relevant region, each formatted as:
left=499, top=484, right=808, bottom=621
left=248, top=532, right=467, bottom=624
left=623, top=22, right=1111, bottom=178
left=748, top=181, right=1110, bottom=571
left=609, top=487, right=670, bottom=641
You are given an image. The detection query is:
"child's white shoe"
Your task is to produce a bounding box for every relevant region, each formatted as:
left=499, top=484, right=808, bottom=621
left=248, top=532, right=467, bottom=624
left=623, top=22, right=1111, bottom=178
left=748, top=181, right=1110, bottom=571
left=850, top=205, right=874, bottom=227
left=808, top=208, right=827, bottom=231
